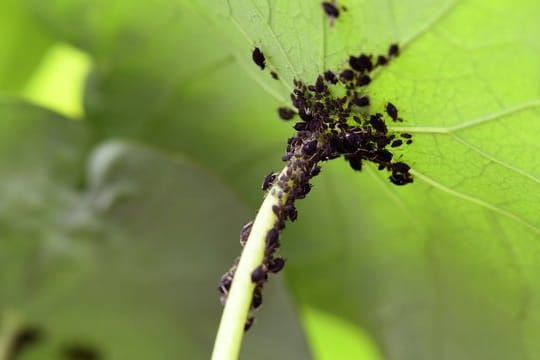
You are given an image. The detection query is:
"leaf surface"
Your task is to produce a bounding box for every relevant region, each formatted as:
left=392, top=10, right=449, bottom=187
left=204, top=1, right=540, bottom=358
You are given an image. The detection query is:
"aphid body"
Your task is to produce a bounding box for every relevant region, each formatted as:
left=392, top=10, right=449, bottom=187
left=252, top=47, right=266, bottom=70
left=262, top=172, right=277, bottom=192
left=322, top=1, right=340, bottom=18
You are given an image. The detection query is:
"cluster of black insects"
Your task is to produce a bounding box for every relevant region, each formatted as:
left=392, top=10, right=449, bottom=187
left=218, top=212, right=287, bottom=331
left=274, top=43, right=413, bottom=184
left=220, top=11, right=415, bottom=330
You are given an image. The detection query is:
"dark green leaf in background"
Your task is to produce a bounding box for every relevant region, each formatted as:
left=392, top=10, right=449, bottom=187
left=0, top=101, right=309, bottom=358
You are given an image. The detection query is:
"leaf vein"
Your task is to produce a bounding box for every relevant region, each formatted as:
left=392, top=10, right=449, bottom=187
left=225, top=3, right=293, bottom=92
left=401, top=0, right=460, bottom=49
left=366, top=165, right=422, bottom=230
left=249, top=1, right=300, bottom=81
left=233, top=54, right=288, bottom=103
left=411, top=169, right=540, bottom=234
left=450, top=133, right=540, bottom=185
left=388, top=99, right=540, bottom=134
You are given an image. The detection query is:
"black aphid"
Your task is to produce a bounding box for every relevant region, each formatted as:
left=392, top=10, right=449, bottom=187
left=375, top=149, right=393, bottom=163
left=346, top=156, right=362, bottom=171
left=268, top=257, right=286, bottom=273
left=271, top=71, right=279, bottom=80
left=252, top=47, right=266, bottom=70
left=376, top=55, right=388, bottom=66
left=298, top=108, right=313, bottom=122
left=349, top=55, right=366, bottom=72
left=251, top=265, right=268, bottom=284
left=218, top=271, right=234, bottom=297
left=388, top=43, right=400, bottom=57
left=339, top=69, right=354, bottom=82
left=392, top=162, right=410, bottom=172
left=278, top=107, right=295, bottom=120
left=284, top=204, right=298, bottom=221
left=344, top=132, right=361, bottom=150
left=251, top=287, right=263, bottom=309
left=321, top=1, right=340, bottom=18
left=352, top=96, right=370, bottom=107
left=357, top=74, right=371, bottom=86
left=310, top=165, right=321, bottom=177
left=375, top=136, right=391, bottom=149
left=275, top=219, right=286, bottom=231
left=386, top=102, right=398, bottom=121
left=370, top=114, right=387, bottom=133
left=293, top=122, right=307, bottom=131
left=324, top=70, right=338, bottom=84
left=391, top=139, right=403, bottom=148
left=389, top=162, right=413, bottom=185
left=406, top=139, right=413, bottom=145
left=266, top=228, right=279, bottom=248
left=262, top=172, right=277, bottom=191
left=350, top=54, right=373, bottom=73
left=297, top=183, right=312, bottom=199
left=390, top=174, right=412, bottom=186
left=303, top=140, right=318, bottom=156
left=240, top=221, right=253, bottom=246
left=401, top=133, right=412, bottom=139
left=315, top=76, right=326, bottom=93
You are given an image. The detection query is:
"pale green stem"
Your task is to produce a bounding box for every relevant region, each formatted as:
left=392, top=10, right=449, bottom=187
left=0, top=310, right=22, bottom=360
left=211, top=166, right=289, bottom=360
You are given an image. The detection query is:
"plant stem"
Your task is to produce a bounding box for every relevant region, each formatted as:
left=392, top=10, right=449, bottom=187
left=211, top=166, right=288, bottom=360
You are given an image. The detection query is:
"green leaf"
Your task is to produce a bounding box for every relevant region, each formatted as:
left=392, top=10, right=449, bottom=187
left=22, top=43, right=91, bottom=119
left=0, top=101, right=91, bottom=313
left=200, top=0, right=540, bottom=359
left=26, top=0, right=240, bottom=137
left=0, top=0, right=53, bottom=93
left=17, top=0, right=540, bottom=359
left=302, top=306, right=383, bottom=360
left=0, top=101, right=310, bottom=358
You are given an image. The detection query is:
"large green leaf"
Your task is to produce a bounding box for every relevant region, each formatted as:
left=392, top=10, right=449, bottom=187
left=0, top=102, right=310, bottom=359
left=14, top=0, right=540, bottom=359
left=0, top=101, right=91, bottom=314
left=204, top=1, right=540, bottom=359
left=203, top=1, right=540, bottom=359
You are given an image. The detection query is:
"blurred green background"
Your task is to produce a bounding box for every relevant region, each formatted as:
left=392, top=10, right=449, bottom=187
left=1, top=0, right=539, bottom=359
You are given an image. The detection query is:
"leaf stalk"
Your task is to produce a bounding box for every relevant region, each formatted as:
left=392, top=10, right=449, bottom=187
left=211, top=166, right=288, bottom=360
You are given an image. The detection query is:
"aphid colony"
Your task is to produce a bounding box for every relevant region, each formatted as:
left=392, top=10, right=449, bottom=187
left=275, top=42, right=413, bottom=185
left=220, top=42, right=414, bottom=331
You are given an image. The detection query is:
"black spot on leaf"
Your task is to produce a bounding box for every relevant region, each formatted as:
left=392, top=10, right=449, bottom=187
left=252, top=47, right=266, bottom=70
left=321, top=1, right=340, bottom=18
